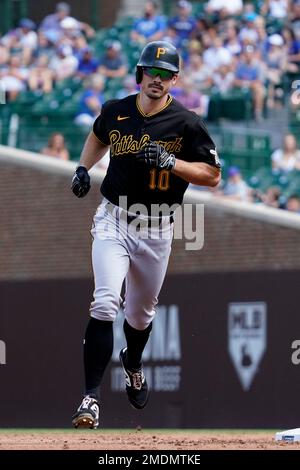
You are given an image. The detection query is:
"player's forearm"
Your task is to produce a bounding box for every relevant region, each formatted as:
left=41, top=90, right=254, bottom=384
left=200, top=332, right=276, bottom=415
left=172, top=159, right=221, bottom=187
left=79, top=132, right=109, bottom=171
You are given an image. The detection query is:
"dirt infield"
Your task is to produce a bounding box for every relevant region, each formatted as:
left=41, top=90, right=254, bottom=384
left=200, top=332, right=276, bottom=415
left=0, top=429, right=299, bottom=450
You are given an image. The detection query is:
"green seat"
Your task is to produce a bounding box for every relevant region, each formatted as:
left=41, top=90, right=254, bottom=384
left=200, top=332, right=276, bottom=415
left=208, top=90, right=252, bottom=121
left=31, top=99, right=61, bottom=116
left=248, top=167, right=274, bottom=192
left=59, top=90, right=82, bottom=116
left=216, top=128, right=271, bottom=178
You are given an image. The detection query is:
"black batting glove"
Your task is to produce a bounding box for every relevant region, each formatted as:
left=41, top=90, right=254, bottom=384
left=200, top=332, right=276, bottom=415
left=71, top=166, right=91, bottom=198
left=136, top=141, right=176, bottom=171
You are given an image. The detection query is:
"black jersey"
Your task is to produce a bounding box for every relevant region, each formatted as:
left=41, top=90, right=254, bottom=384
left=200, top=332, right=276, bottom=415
left=93, top=93, right=219, bottom=210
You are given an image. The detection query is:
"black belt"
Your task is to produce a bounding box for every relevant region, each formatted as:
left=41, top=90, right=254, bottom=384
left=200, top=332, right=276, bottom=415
left=104, top=203, right=174, bottom=227
left=126, top=213, right=174, bottom=227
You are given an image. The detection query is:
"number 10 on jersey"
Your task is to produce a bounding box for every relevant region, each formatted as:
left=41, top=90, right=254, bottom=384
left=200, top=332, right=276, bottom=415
left=149, top=169, right=170, bottom=191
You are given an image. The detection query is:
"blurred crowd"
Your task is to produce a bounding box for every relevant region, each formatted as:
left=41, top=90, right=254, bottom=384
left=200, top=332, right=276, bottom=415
left=1, top=1, right=300, bottom=120
left=0, top=0, right=299, bottom=213
left=215, top=132, right=300, bottom=213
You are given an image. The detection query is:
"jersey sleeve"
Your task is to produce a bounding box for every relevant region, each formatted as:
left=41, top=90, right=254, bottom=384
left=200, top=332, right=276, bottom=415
left=184, top=116, right=221, bottom=168
left=93, top=102, right=110, bottom=146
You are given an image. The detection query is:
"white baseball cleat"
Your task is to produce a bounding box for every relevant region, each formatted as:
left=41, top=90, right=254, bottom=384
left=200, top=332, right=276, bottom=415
left=72, top=395, right=100, bottom=429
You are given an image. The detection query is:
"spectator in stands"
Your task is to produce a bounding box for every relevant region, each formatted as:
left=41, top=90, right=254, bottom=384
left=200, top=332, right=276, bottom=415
left=260, top=0, right=288, bottom=19
left=174, top=75, right=208, bottom=116
left=212, top=63, right=235, bottom=94
left=97, top=41, right=127, bottom=79
left=243, top=2, right=257, bottom=15
left=271, top=133, right=300, bottom=171
left=254, top=16, right=268, bottom=56
left=201, top=24, right=218, bottom=50
left=290, top=0, right=300, bottom=39
left=76, top=46, right=98, bottom=78
left=50, top=44, right=78, bottom=81
left=203, top=37, right=232, bottom=71
left=1, top=18, right=37, bottom=66
left=206, top=0, right=243, bottom=19
left=220, top=166, right=252, bottom=201
left=239, top=12, right=259, bottom=45
left=28, top=55, right=54, bottom=93
left=168, top=1, right=196, bottom=49
left=39, top=2, right=71, bottom=42
left=116, top=75, right=138, bottom=99
left=0, top=44, right=9, bottom=71
left=75, top=74, right=105, bottom=127
left=60, top=16, right=82, bottom=41
left=264, top=34, right=286, bottom=108
left=233, top=45, right=265, bottom=121
left=40, top=2, right=94, bottom=43
left=190, top=13, right=211, bottom=45
left=72, top=34, right=89, bottom=58
left=60, top=16, right=95, bottom=41
left=35, top=31, right=56, bottom=60
left=285, top=194, right=300, bottom=213
left=282, top=27, right=300, bottom=72
left=185, top=38, right=202, bottom=58
left=263, top=186, right=282, bottom=208
left=161, top=25, right=182, bottom=49
left=131, top=1, right=166, bottom=45
left=255, top=186, right=282, bottom=208
left=290, top=76, right=300, bottom=107
left=224, top=24, right=242, bottom=56
left=0, top=55, right=28, bottom=101
left=184, top=53, right=213, bottom=91
left=18, top=18, right=38, bottom=65
left=41, top=132, right=70, bottom=160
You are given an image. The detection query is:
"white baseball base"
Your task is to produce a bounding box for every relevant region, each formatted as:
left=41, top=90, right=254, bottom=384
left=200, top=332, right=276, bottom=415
left=275, top=428, right=300, bottom=442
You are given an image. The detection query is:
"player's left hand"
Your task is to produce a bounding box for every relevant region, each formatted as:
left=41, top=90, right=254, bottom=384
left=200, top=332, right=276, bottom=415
left=136, top=141, right=176, bottom=171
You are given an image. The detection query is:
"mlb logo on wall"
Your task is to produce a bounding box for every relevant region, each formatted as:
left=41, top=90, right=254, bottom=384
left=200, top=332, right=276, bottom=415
left=228, top=302, right=267, bottom=391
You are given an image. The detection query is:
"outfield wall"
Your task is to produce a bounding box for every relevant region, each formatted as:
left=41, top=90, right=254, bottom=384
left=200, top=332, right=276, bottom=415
left=1, top=273, right=300, bottom=428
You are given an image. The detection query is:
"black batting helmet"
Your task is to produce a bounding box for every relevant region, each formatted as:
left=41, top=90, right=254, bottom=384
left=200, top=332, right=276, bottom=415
left=136, top=41, right=180, bottom=84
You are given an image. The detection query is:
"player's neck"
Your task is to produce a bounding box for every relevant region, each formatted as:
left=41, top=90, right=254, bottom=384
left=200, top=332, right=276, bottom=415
left=138, top=93, right=169, bottom=116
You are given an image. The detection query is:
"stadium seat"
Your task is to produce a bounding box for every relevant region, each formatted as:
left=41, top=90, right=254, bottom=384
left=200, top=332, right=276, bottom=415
left=208, top=90, right=253, bottom=122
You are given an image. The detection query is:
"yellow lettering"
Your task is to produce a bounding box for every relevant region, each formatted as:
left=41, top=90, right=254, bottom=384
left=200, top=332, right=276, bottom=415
left=149, top=168, right=156, bottom=190
left=158, top=170, right=170, bottom=191
left=109, top=131, right=182, bottom=157
left=149, top=169, right=170, bottom=191
left=156, top=47, right=166, bottom=58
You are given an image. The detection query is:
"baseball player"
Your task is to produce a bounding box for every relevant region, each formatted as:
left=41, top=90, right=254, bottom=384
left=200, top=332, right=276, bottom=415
left=71, top=41, right=221, bottom=429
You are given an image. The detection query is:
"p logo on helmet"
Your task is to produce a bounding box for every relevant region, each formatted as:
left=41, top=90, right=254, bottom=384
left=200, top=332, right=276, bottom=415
left=156, top=47, right=166, bottom=58
left=135, top=41, right=180, bottom=84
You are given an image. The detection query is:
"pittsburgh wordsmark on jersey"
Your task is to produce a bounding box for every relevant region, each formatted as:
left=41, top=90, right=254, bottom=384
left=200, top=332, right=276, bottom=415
left=93, top=94, right=219, bottom=210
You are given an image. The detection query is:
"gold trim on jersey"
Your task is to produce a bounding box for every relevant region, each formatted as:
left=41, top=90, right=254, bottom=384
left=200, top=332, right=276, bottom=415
left=109, top=130, right=182, bottom=156
left=136, top=93, right=172, bottom=117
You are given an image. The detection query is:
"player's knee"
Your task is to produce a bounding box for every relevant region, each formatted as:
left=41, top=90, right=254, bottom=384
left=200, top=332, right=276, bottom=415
left=90, top=291, right=120, bottom=322
left=125, top=309, right=155, bottom=330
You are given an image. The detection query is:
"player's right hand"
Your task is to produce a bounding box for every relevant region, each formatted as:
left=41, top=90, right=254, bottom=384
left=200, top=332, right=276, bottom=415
left=71, top=166, right=91, bottom=198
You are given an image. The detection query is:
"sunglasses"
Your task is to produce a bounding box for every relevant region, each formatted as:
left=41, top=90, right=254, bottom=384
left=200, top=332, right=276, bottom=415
left=143, top=67, right=175, bottom=80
